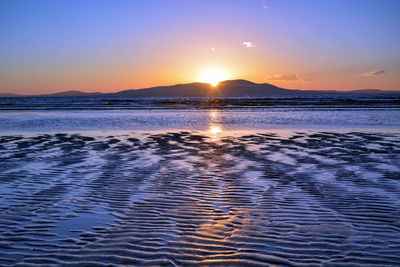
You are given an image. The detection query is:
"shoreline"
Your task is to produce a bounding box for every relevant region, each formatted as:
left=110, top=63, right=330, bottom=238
left=1, top=128, right=400, bottom=137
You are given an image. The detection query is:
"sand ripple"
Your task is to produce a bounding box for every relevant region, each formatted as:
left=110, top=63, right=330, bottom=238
left=0, top=131, right=399, bottom=266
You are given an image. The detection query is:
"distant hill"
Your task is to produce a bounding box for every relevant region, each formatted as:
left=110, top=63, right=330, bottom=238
left=0, top=80, right=399, bottom=98
left=111, top=80, right=399, bottom=97
left=113, top=80, right=293, bottom=97
left=45, top=91, right=103, bottom=97
left=213, top=80, right=293, bottom=96
left=347, top=89, right=400, bottom=94
left=114, top=82, right=212, bottom=97
left=0, top=93, right=22, bottom=98
left=0, top=90, right=102, bottom=98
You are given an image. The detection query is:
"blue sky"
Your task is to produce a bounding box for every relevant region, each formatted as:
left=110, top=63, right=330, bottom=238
left=1, top=0, right=399, bottom=93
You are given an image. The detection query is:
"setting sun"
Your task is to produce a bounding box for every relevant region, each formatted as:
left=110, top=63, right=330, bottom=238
left=200, top=68, right=228, bottom=86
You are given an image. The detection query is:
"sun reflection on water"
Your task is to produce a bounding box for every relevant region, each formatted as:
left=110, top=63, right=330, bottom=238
left=209, top=125, right=222, bottom=135
left=210, top=110, right=218, bottom=119
left=207, top=110, right=223, bottom=137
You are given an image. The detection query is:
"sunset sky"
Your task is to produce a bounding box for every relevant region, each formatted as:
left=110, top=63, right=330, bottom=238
left=1, top=0, right=399, bottom=94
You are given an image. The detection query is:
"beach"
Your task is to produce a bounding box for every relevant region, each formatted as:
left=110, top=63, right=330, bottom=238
left=0, top=122, right=399, bottom=265
left=2, top=0, right=400, bottom=265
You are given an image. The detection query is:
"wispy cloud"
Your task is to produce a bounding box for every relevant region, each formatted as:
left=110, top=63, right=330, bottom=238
left=243, top=41, right=256, bottom=48
left=268, top=73, right=314, bottom=83
left=261, top=1, right=269, bottom=10
left=320, top=55, right=328, bottom=61
left=268, top=73, right=299, bottom=81
left=358, top=69, right=386, bottom=77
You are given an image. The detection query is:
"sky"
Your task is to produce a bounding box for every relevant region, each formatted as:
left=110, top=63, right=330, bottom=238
left=0, top=0, right=399, bottom=94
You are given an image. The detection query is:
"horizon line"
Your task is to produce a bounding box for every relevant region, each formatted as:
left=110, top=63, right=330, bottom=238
left=1, top=79, right=399, bottom=96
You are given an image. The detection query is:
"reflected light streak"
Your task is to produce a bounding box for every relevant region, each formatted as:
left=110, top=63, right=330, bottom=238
left=209, top=125, right=222, bottom=135
left=207, top=109, right=223, bottom=136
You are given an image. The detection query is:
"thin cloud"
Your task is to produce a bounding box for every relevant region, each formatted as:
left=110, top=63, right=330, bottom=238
left=268, top=73, right=314, bottom=83
left=358, top=69, right=386, bottom=77
left=261, top=1, right=269, bottom=10
left=243, top=41, right=256, bottom=48
left=269, top=73, right=299, bottom=81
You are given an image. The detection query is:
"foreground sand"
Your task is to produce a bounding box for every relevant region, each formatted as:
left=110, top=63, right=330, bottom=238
left=0, top=130, right=399, bottom=266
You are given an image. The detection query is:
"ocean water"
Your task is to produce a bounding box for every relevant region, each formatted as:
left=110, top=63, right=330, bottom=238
left=0, top=108, right=399, bottom=132
left=0, top=94, right=399, bottom=110
left=0, top=95, right=399, bottom=132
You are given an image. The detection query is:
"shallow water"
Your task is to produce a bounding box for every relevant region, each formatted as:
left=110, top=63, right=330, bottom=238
left=0, top=108, right=399, bottom=132
left=0, top=130, right=399, bottom=266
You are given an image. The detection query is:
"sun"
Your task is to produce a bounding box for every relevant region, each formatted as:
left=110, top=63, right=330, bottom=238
left=200, top=68, right=228, bottom=86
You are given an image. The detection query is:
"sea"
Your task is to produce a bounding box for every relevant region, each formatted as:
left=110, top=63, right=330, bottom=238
left=0, top=93, right=399, bottom=132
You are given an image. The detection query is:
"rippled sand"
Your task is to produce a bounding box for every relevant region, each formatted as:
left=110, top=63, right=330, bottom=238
left=0, top=130, right=399, bottom=266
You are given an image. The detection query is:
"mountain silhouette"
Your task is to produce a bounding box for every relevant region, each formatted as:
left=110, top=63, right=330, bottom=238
left=0, top=79, right=398, bottom=98
left=48, top=90, right=103, bottom=97
left=212, top=79, right=291, bottom=96
left=113, top=79, right=294, bottom=97
left=0, top=91, right=102, bottom=98
left=114, top=82, right=211, bottom=97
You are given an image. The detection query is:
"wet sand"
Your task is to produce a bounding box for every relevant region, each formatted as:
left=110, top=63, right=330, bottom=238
left=0, top=130, right=399, bottom=266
